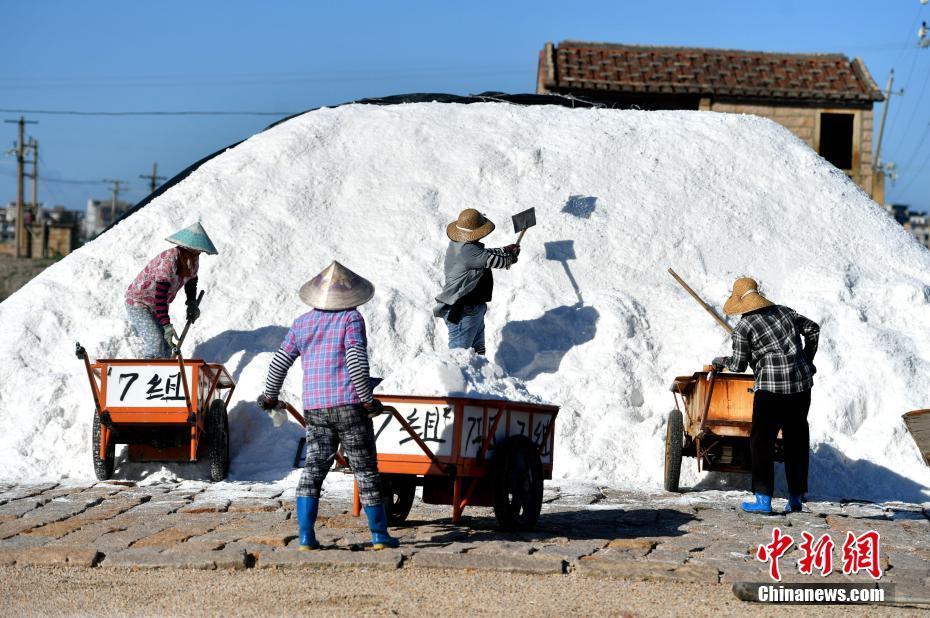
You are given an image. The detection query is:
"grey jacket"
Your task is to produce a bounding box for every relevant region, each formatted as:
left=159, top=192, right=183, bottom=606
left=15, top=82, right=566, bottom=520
left=433, top=241, right=517, bottom=316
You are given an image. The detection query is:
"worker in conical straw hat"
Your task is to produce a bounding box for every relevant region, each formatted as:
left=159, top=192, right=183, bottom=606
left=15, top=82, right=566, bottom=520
left=125, top=222, right=217, bottom=358
left=433, top=208, right=520, bottom=356
left=710, top=277, right=820, bottom=515
left=258, top=261, right=399, bottom=551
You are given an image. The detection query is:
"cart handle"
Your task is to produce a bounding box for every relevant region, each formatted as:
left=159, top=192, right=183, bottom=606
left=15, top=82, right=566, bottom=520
left=175, top=352, right=193, bottom=416
left=698, top=370, right=718, bottom=435
left=75, top=342, right=103, bottom=417
left=282, top=401, right=348, bottom=468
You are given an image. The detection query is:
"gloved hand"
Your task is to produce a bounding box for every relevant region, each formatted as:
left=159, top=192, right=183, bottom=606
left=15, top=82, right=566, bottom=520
left=364, top=399, right=385, bottom=417
left=163, top=324, right=179, bottom=348
left=711, top=357, right=728, bottom=372
left=185, top=299, right=200, bottom=322
left=257, top=393, right=284, bottom=411
left=504, top=244, right=521, bottom=256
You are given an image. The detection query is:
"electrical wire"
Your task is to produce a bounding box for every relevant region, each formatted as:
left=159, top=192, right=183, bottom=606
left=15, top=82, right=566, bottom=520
left=896, top=146, right=930, bottom=195
left=0, top=109, right=294, bottom=117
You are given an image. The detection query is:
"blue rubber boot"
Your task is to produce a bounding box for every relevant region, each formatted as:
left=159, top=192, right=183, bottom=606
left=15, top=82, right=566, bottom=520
left=740, top=493, right=773, bottom=514
left=785, top=494, right=803, bottom=513
left=364, top=504, right=400, bottom=550
left=296, top=496, right=320, bottom=550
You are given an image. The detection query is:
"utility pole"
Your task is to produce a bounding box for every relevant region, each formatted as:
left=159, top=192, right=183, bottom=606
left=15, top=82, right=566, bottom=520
left=102, top=179, right=127, bottom=228
left=874, top=70, right=903, bottom=170
left=26, top=138, right=42, bottom=258
left=139, top=162, right=165, bottom=194
left=27, top=138, right=38, bottom=212
left=4, top=115, right=37, bottom=258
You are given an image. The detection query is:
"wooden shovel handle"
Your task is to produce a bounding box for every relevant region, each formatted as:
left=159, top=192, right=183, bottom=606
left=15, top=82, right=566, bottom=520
left=515, top=228, right=527, bottom=245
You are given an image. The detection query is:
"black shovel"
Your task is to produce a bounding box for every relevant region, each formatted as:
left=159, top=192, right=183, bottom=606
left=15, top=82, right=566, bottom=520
left=507, top=208, right=536, bottom=269
left=511, top=207, right=536, bottom=245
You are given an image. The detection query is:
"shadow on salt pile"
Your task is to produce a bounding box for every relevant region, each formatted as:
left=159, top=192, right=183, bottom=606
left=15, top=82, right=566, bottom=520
left=192, top=325, right=288, bottom=382
left=227, top=400, right=303, bottom=481
left=496, top=239, right=599, bottom=380
left=496, top=303, right=599, bottom=380
left=687, top=443, right=929, bottom=504
left=806, top=443, right=930, bottom=504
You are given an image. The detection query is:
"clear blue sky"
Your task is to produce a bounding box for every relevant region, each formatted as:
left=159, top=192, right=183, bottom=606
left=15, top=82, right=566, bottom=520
left=1, top=1, right=928, bottom=211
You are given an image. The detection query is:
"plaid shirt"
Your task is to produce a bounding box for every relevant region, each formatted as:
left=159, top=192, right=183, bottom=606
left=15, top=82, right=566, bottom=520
left=280, top=309, right=367, bottom=409
left=723, top=305, right=819, bottom=394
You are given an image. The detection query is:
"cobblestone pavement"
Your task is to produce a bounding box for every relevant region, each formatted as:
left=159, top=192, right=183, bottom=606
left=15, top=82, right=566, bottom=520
left=0, top=477, right=928, bottom=609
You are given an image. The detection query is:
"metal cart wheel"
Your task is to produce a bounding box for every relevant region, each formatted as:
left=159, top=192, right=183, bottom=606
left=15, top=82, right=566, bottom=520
left=492, top=435, right=544, bottom=530
left=207, top=399, right=230, bottom=482
left=381, top=473, right=416, bottom=525
left=91, top=412, right=115, bottom=480
left=664, top=409, right=684, bottom=493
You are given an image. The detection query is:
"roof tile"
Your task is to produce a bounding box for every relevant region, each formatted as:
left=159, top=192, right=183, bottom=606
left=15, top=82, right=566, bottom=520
left=543, top=41, right=883, bottom=103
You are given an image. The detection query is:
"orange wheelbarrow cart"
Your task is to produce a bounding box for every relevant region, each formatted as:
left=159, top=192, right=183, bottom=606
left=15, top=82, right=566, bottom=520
left=76, top=342, right=235, bottom=482
left=664, top=367, right=782, bottom=492
left=286, top=395, right=559, bottom=530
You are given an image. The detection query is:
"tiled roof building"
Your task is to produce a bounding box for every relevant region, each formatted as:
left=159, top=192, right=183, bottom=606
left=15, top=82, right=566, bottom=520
left=537, top=41, right=886, bottom=199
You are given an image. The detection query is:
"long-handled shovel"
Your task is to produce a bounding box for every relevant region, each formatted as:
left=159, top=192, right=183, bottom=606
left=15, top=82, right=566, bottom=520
left=667, top=268, right=732, bottom=334
left=171, top=290, right=205, bottom=358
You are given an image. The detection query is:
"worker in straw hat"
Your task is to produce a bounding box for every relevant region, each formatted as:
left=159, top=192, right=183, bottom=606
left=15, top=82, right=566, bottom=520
left=257, top=261, right=399, bottom=551
left=433, top=208, right=520, bottom=355
left=711, top=277, right=820, bottom=515
left=125, top=222, right=217, bottom=358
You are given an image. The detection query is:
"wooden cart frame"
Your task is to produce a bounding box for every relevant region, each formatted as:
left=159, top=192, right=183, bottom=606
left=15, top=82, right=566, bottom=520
left=76, top=344, right=235, bottom=481
left=288, top=394, right=558, bottom=529
left=664, top=368, right=780, bottom=491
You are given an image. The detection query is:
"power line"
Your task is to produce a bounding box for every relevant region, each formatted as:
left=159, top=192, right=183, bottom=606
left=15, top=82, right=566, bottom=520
left=0, top=109, right=295, bottom=117
left=0, top=169, right=102, bottom=185
left=896, top=147, right=930, bottom=196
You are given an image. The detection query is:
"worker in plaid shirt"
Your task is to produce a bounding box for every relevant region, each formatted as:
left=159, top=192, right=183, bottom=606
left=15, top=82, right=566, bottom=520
left=711, top=277, right=820, bottom=515
left=258, top=261, right=399, bottom=551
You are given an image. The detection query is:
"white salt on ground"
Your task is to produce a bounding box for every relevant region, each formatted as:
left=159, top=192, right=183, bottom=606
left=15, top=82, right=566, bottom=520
left=0, top=102, right=928, bottom=503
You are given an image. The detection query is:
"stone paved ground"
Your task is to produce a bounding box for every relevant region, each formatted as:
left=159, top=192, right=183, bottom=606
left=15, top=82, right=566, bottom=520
left=0, top=477, right=928, bottom=612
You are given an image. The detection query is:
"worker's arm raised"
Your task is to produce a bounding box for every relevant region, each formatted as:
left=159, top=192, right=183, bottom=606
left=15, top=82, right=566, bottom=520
left=460, top=243, right=517, bottom=270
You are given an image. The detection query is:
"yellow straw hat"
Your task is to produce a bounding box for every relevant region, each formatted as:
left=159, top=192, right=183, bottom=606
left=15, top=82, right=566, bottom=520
left=723, top=277, right=775, bottom=316
left=299, top=261, right=374, bottom=310
left=446, top=208, right=495, bottom=242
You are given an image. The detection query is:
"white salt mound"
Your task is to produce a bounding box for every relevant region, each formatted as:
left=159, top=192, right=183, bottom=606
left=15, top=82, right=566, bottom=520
left=377, top=349, right=543, bottom=403
left=0, top=102, right=928, bottom=503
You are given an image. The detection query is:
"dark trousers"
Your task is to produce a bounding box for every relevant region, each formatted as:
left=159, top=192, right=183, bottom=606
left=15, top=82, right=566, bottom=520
left=297, top=404, right=383, bottom=506
left=750, top=389, right=811, bottom=497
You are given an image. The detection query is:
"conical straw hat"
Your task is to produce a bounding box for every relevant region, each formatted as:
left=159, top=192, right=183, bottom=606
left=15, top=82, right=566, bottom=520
left=446, top=208, right=495, bottom=242
left=165, top=222, right=218, bottom=255
left=723, top=277, right=774, bottom=316
left=299, top=261, right=374, bottom=310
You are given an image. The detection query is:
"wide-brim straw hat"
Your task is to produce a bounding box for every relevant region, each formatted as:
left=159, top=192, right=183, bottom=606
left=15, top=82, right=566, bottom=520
left=299, top=261, right=374, bottom=310
left=723, top=277, right=775, bottom=316
left=165, top=221, right=218, bottom=255
left=446, top=208, right=495, bottom=242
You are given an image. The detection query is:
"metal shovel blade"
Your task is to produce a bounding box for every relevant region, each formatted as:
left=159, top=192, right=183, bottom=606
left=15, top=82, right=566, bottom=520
left=512, top=207, right=537, bottom=233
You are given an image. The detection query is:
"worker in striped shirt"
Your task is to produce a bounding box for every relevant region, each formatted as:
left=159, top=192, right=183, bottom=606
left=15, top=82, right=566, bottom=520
left=125, top=222, right=217, bottom=358
left=433, top=208, right=519, bottom=355
left=258, top=261, right=399, bottom=551
left=711, top=277, right=820, bottom=515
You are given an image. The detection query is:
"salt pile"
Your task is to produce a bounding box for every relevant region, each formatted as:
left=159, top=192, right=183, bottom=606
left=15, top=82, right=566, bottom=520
left=0, top=101, right=928, bottom=502
left=376, top=349, right=542, bottom=403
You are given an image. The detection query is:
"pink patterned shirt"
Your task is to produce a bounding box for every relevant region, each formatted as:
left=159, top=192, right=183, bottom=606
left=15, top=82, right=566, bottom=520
left=125, top=247, right=198, bottom=315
